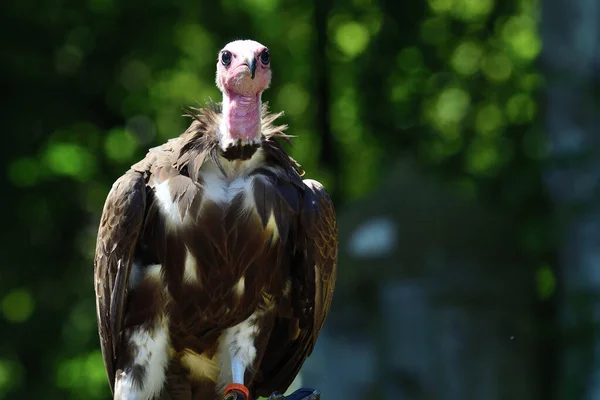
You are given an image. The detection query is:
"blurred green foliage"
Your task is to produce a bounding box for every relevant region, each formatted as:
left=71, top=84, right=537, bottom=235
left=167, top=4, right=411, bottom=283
left=0, top=0, right=551, bottom=398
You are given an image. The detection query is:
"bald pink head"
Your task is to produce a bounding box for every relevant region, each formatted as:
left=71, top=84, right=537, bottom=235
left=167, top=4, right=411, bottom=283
left=216, top=40, right=271, bottom=97
left=215, top=40, right=272, bottom=149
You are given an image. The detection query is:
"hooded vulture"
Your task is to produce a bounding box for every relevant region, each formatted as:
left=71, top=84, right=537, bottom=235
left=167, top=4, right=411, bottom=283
left=93, top=39, right=338, bottom=400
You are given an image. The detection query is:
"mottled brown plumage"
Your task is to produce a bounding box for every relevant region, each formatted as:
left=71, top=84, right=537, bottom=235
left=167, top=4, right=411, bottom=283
left=94, top=100, right=338, bottom=400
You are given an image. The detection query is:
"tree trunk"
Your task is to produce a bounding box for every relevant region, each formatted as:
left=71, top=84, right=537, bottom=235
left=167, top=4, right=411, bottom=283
left=540, top=0, right=600, bottom=398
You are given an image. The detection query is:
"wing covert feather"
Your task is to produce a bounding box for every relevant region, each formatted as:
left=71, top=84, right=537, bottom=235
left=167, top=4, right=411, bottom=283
left=301, top=179, right=338, bottom=337
left=255, top=178, right=338, bottom=397
left=94, top=170, right=147, bottom=392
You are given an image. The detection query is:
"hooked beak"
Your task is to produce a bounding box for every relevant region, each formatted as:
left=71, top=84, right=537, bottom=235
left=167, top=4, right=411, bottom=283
left=248, top=58, right=257, bottom=79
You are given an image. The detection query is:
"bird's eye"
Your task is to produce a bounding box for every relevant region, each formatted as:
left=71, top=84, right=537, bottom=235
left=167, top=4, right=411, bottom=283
left=221, top=51, right=232, bottom=66
left=259, top=49, right=270, bottom=65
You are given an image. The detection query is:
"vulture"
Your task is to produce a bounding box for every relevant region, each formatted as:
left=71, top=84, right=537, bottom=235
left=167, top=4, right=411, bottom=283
left=93, top=39, right=338, bottom=400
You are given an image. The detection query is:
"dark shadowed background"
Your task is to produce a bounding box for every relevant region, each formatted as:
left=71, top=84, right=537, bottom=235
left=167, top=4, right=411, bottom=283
left=1, top=0, right=599, bottom=399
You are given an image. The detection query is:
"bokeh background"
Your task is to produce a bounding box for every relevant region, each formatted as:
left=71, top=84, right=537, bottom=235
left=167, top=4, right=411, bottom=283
left=1, top=0, right=598, bottom=398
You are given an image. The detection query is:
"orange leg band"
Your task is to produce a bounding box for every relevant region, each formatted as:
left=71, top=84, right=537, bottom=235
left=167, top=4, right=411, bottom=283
left=225, top=383, right=250, bottom=400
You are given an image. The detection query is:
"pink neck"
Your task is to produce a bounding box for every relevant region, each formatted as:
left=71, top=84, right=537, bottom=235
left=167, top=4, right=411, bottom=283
left=221, top=93, right=261, bottom=144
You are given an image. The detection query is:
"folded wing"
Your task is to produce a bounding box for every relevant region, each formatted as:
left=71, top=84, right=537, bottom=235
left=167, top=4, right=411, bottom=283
left=94, top=170, right=147, bottom=392
left=254, top=179, right=338, bottom=396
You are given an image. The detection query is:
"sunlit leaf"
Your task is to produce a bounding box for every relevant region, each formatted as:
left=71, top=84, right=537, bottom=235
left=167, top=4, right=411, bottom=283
left=104, top=127, right=138, bottom=163
left=363, top=10, right=384, bottom=35
left=423, top=136, right=464, bottom=162
left=287, top=21, right=313, bottom=53
left=537, top=265, right=556, bottom=299
left=334, top=21, right=371, bottom=58
left=482, top=52, right=513, bottom=82
left=84, top=351, right=109, bottom=390
left=344, top=144, right=382, bottom=198
left=506, top=93, right=536, bottom=123
left=277, top=83, right=309, bottom=117
left=390, top=80, right=413, bottom=103
left=151, top=69, right=211, bottom=104
left=0, top=359, right=24, bottom=395
left=154, top=108, right=188, bottom=141
left=0, top=360, right=11, bottom=394
left=465, top=138, right=501, bottom=175
left=84, top=181, right=110, bottom=214
left=502, top=15, right=542, bottom=61
left=175, top=23, right=216, bottom=67
left=242, top=0, right=279, bottom=13
left=428, top=0, right=454, bottom=14
left=450, top=40, right=482, bottom=76
left=433, top=87, right=471, bottom=127
left=519, top=73, right=544, bottom=92
left=331, top=85, right=360, bottom=138
left=44, top=142, right=96, bottom=180
left=2, top=288, right=34, bottom=323
left=62, top=300, right=98, bottom=348
left=452, top=0, right=495, bottom=21
left=475, top=103, right=504, bottom=136
left=47, top=122, right=102, bottom=150
left=56, top=350, right=108, bottom=398
left=289, top=130, right=320, bottom=173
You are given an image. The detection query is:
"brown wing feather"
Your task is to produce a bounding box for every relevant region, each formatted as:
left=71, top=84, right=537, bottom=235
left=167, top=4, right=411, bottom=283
left=303, top=180, right=338, bottom=336
left=254, top=179, right=338, bottom=397
left=94, top=170, right=147, bottom=393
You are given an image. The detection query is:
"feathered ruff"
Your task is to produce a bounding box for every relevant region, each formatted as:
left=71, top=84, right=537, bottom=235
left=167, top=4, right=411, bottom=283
left=131, top=100, right=304, bottom=185
left=180, top=100, right=303, bottom=179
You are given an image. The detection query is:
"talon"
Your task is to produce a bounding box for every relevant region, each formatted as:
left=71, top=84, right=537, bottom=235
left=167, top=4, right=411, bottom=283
left=223, top=392, right=243, bottom=400
left=225, top=383, right=250, bottom=400
left=223, top=389, right=246, bottom=400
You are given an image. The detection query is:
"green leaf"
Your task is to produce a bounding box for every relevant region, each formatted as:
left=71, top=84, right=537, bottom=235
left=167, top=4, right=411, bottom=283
left=2, top=288, right=34, bottom=323
left=44, top=142, right=96, bottom=180
left=335, top=22, right=371, bottom=59
left=104, top=127, right=138, bottom=163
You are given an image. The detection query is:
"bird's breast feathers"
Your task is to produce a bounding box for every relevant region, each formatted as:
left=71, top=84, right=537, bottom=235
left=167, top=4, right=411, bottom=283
left=152, top=153, right=286, bottom=240
left=130, top=150, right=298, bottom=337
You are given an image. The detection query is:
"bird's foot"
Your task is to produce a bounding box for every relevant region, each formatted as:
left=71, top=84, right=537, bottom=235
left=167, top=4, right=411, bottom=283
left=224, top=384, right=250, bottom=400
left=268, top=388, right=320, bottom=400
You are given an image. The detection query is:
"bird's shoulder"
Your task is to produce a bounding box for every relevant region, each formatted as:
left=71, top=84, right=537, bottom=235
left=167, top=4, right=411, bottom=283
left=128, top=138, right=212, bottom=189
left=129, top=139, right=177, bottom=179
left=127, top=102, right=224, bottom=188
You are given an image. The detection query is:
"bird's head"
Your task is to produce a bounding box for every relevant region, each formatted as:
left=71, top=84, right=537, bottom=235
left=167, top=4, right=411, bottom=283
left=216, top=40, right=271, bottom=97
